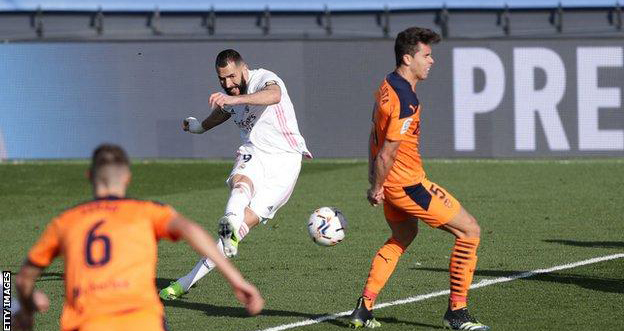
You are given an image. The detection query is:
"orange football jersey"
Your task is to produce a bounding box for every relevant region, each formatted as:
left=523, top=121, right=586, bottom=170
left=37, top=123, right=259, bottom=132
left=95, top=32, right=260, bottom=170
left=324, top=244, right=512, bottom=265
left=27, top=197, right=179, bottom=330
left=371, top=71, right=425, bottom=187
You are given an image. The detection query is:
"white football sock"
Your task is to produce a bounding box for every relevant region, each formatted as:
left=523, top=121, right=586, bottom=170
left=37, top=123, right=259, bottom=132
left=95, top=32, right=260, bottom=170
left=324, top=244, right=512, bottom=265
left=225, top=181, right=253, bottom=230
left=177, top=239, right=225, bottom=292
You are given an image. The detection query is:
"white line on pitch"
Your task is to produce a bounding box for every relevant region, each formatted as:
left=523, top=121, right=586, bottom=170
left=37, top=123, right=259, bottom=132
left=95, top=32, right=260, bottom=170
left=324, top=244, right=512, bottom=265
left=254, top=253, right=624, bottom=331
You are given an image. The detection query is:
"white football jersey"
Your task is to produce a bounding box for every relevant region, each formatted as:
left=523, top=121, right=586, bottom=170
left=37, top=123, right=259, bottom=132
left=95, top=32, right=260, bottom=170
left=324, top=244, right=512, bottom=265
left=223, top=68, right=312, bottom=158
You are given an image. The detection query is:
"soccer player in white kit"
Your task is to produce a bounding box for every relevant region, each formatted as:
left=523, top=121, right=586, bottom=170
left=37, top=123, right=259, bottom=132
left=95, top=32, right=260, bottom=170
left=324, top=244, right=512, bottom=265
left=160, top=49, right=311, bottom=300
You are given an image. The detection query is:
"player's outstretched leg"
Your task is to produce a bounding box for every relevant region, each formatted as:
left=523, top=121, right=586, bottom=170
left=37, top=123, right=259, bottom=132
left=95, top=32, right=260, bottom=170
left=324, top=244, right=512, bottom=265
left=348, top=297, right=381, bottom=329
left=161, top=177, right=256, bottom=299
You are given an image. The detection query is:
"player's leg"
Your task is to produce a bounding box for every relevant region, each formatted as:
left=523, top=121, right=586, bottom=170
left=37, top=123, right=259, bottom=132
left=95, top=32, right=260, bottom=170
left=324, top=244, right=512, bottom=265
left=362, top=218, right=418, bottom=310
left=217, top=145, right=270, bottom=257
left=412, top=178, right=487, bottom=330
left=440, top=207, right=481, bottom=311
left=161, top=176, right=259, bottom=299
left=439, top=207, right=489, bottom=330
left=160, top=149, right=261, bottom=300
left=349, top=197, right=417, bottom=329
left=161, top=149, right=298, bottom=300
left=223, top=149, right=301, bottom=253
left=160, top=238, right=228, bottom=299
left=383, top=178, right=488, bottom=330
left=439, top=207, right=481, bottom=311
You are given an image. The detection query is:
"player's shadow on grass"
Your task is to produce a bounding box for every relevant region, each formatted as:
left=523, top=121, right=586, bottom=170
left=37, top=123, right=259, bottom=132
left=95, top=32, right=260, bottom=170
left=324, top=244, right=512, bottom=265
left=411, top=268, right=623, bottom=294
left=162, top=299, right=443, bottom=329
left=543, top=239, right=624, bottom=249
left=156, top=278, right=344, bottom=327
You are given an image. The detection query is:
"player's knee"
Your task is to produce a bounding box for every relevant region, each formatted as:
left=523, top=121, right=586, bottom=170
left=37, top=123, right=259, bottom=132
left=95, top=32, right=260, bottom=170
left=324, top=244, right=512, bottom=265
left=463, top=215, right=481, bottom=238
left=449, top=213, right=481, bottom=239
left=468, top=222, right=481, bottom=238
left=231, top=174, right=253, bottom=187
left=233, top=181, right=254, bottom=197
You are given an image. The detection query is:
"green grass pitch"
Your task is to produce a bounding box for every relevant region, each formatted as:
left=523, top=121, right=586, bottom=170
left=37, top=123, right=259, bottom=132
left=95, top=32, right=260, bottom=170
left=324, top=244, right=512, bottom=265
left=1, top=159, right=623, bottom=330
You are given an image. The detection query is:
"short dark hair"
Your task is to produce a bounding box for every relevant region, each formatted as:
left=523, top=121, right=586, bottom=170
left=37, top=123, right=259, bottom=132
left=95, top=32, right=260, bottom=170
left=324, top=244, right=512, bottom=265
left=90, top=144, right=130, bottom=182
left=215, top=49, right=244, bottom=68
left=394, top=27, right=441, bottom=67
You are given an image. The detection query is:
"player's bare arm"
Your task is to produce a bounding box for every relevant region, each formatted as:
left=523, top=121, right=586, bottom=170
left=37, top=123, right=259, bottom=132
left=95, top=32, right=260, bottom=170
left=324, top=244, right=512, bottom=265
left=201, top=107, right=232, bottom=130
left=368, top=126, right=376, bottom=185
left=183, top=107, right=231, bottom=134
left=167, top=215, right=264, bottom=315
left=209, top=83, right=281, bottom=109
left=368, top=138, right=400, bottom=206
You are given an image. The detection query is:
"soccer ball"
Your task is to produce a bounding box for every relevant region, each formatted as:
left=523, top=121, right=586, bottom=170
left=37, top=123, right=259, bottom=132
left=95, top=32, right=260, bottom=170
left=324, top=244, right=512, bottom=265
left=307, top=207, right=347, bottom=246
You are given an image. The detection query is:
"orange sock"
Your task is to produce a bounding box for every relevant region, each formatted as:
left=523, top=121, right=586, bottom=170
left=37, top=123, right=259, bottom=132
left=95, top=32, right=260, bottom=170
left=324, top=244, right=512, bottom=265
left=362, top=238, right=406, bottom=310
left=449, top=237, right=479, bottom=311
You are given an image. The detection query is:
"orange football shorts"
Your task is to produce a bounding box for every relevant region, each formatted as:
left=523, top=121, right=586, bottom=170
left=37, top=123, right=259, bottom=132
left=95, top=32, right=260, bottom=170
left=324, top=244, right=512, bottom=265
left=383, top=178, right=461, bottom=227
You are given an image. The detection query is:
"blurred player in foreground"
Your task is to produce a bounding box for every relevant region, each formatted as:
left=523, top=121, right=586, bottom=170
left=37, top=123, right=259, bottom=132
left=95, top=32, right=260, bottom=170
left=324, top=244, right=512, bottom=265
left=14, top=144, right=263, bottom=331
left=160, top=49, right=311, bottom=300
left=348, top=27, right=490, bottom=330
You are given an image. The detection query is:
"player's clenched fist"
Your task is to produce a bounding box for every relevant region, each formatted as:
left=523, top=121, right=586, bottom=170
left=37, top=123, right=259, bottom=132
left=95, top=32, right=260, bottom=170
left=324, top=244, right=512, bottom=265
left=183, top=117, right=206, bottom=134
left=209, top=92, right=238, bottom=110
left=367, top=187, right=384, bottom=206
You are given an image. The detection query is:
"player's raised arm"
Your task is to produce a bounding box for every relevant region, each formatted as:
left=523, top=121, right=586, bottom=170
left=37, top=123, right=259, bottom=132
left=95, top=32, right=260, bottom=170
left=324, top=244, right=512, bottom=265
left=166, top=215, right=264, bottom=315
left=183, top=107, right=231, bottom=134
left=209, top=82, right=281, bottom=108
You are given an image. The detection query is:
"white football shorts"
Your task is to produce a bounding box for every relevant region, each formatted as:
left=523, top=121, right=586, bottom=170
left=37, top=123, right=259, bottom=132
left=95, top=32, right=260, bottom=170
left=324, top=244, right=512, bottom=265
left=227, top=143, right=302, bottom=221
